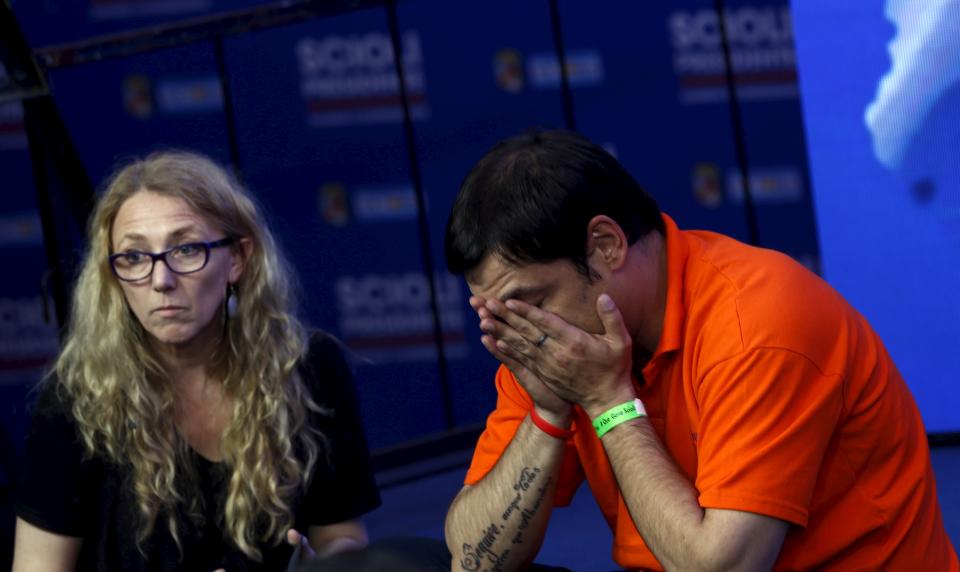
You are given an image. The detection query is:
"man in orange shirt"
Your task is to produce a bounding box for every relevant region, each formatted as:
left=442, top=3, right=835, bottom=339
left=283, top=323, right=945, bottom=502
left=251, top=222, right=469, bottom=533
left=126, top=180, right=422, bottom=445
left=443, top=129, right=958, bottom=571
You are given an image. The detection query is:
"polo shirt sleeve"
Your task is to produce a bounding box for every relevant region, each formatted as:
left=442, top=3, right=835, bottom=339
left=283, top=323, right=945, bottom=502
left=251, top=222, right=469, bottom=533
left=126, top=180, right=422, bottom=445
left=464, top=365, right=584, bottom=507
left=694, top=348, right=844, bottom=527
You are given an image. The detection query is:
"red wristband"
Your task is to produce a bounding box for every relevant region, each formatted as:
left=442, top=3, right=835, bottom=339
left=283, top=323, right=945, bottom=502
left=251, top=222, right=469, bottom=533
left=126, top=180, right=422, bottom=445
left=530, top=408, right=574, bottom=440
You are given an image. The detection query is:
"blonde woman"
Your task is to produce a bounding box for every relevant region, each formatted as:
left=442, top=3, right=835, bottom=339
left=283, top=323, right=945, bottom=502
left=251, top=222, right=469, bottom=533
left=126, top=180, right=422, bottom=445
left=12, top=151, right=380, bottom=571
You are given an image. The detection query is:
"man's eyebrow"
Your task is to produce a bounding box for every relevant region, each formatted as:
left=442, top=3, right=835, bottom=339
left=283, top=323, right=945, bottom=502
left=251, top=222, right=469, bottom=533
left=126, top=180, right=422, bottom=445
left=500, top=285, right=545, bottom=302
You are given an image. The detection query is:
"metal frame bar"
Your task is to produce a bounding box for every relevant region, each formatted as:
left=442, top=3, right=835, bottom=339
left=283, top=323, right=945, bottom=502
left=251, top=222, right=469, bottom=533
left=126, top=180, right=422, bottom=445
left=32, top=0, right=386, bottom=69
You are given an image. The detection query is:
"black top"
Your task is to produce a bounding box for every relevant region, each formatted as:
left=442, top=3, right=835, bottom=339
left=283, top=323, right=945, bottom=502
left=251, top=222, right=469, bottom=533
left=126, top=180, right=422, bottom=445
left=15, top=332, right=381, bottom=572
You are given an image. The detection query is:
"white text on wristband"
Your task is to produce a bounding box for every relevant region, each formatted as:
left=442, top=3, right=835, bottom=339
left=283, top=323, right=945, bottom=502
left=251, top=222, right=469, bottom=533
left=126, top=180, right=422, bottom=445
left=592, top=399, right=647, bottom=438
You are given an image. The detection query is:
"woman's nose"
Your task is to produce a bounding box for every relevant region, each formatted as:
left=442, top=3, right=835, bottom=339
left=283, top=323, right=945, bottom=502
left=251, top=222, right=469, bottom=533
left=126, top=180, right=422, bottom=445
left=151, top=257, right=177, bottom=291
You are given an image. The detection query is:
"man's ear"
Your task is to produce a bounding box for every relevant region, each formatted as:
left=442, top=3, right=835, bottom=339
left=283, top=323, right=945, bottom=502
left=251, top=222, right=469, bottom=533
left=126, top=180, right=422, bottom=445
left=229, top=237, right=254, bottom=283
left=586, top=215, right=628, bottom=271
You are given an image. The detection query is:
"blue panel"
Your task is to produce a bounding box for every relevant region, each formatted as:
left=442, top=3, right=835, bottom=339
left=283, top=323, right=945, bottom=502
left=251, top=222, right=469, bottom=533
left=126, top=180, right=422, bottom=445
left=47, top=43, right=231, bottom=185
left=396, top=0, right=568, bottom=427
left=721, top=0, right=820, bottom=265
left=558, top=0, right=750, bottom=242
left=0, top=103, right=60, bottom=467
left=794, top=1, right=960, bottom=432
left=223, top=8, right=448, bottom=448
left=10, top=0, right=270, bottom=47
left=559, top=0, right=820, bottom=269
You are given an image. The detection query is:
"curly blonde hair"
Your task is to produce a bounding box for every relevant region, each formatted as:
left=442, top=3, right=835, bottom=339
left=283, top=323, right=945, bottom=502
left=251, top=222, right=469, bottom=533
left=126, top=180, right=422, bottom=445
left=53, top=151, right=322, bottom=560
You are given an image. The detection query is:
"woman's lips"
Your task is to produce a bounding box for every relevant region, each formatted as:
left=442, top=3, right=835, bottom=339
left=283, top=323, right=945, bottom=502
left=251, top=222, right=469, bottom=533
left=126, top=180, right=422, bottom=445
left=153, top=306, right=187, bottom=316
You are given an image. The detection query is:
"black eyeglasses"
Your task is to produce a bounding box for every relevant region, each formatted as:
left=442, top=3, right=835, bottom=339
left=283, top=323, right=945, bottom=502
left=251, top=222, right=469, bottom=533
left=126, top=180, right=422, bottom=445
left=109, top=237, right=235, bottom=282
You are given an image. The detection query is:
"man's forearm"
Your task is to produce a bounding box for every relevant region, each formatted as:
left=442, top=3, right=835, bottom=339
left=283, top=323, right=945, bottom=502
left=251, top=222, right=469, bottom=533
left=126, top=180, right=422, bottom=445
left=599, top=417, right=783, bottom=571
left=445, top=416, right=566, bottom=572
left=598, top=416, right=709, bottom=570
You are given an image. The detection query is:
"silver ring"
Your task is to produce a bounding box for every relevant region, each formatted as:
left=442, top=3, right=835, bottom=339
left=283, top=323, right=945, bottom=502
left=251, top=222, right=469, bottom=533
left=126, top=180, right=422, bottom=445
left=534, top=333, right=549, bottom=347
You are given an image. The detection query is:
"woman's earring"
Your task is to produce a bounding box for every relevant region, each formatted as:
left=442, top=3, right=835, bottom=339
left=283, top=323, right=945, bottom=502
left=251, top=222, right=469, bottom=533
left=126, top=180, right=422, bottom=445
left=226, top=284, right=238, bottom=319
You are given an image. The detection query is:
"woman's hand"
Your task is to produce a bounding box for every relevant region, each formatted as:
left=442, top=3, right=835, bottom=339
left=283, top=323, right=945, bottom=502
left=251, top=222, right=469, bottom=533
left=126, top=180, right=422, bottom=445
left=287, top=528, right=318, bottom=562
left=214, top=530, right=313, bottom=572
left=287, top=521, right=368, bottom=562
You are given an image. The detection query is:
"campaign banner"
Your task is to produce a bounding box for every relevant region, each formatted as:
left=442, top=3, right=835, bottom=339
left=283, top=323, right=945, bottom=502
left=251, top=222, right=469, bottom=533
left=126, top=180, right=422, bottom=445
left=557, top=0, right=751, bottom=242
left=558, top=0, right=819, bottom=266
left=223, top=8, right=451, bottom=448
left=0, top=127, right=60, bottom=460
left=334, top=271, right=467, bottom=363
left=296, top=30, right=430, bottom=127
left=669, top=3, right=796, bottom=104
left=88, top=0, right=212, bottom=22
left=48, top=43, right=232, bottom=186
left=223, top=1, right=574, bottom=441
left=794, top=0, right=960, bottom=432
left=9, top=0, right=268, bottom=47
left=0, top=102, right=28, bottom=151
left=395, top=0, right=570, bottom=427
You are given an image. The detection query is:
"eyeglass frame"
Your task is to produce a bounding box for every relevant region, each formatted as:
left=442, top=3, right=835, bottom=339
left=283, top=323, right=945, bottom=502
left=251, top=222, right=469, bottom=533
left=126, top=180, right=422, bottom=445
left=108, top=237, right=236, bottom=282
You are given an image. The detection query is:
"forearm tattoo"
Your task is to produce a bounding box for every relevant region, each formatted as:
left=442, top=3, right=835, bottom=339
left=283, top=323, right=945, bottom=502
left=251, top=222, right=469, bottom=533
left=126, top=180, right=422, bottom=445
left=459, top=466, right=554, bottom=571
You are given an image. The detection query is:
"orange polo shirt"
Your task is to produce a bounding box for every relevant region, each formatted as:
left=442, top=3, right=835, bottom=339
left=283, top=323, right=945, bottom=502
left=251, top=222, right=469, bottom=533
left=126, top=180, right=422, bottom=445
left=464, top=214, right=958, bottom=570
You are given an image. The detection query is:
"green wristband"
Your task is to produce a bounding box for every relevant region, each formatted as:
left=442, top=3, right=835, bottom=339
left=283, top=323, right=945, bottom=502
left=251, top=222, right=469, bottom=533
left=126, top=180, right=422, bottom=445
left=592, top=398, right=647, bottom=438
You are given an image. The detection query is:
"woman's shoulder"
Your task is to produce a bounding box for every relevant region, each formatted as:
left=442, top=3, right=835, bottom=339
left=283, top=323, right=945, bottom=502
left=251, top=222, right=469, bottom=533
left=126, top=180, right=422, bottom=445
left=302, top=329, right=354, bottom=373
left=15, top=374, right=104, bottom=538
left=29, top=374, right=77, bottom=427
left=304, top=329, right=348, bottom=360
left=299, top=329, right=356, bottom=401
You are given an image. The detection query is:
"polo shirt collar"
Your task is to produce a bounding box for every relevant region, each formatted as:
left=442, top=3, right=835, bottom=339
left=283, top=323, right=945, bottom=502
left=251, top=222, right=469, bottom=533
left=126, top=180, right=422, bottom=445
left=648, top=212, right=687, bottom=360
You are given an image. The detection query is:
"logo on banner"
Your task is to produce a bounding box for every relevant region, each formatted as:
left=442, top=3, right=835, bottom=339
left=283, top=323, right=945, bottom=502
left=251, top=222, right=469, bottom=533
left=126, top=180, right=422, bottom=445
left=124, top=75, right=223, bottom=118
left=353, top=186, right=418, bottom=223
left=156, top=76, right=223, bottom=114
left=494, top=49, right=525, bottom=93
left=0, top=212, right=43, bottom=247
left=0, top=296, right=58, bottom=379
left=334, top=272, right=468, bottom=363
left=726, top=167, right=803, bottom=203
left=89, top=0, right=211, bottom=21
left=495, top=49, right=605, bottom=93
left=528, top=50, right=605, bottom=89
left=318, top=183, right=351, bottom=227
left=692, top=163, right=723, bottom=208
left=669, top=5, right=797, bottom=104
left=317, top=184, right=420, bottom=226
left=0, top=102, right=27, bottom=150
left=124, top=75, right=154, bottom=119
left=296, top=31, right=430, bottom=127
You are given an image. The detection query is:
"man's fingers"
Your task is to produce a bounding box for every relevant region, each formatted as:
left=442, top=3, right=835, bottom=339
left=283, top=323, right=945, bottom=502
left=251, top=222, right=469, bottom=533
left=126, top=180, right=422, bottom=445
left=503, top=298, right=573, bottom=340
left=596, top=294, right=630, bottom=346
left=479, top=316, right=538, bottom=357
left=480, top=333, right=530, bottom=369
left=496, top=338, right=540, bottom=367
left=481, top=335, right=535, bottom=377
left=481, top=334, right=522, bottom=365
left=484, top=299, right=542, bottom=341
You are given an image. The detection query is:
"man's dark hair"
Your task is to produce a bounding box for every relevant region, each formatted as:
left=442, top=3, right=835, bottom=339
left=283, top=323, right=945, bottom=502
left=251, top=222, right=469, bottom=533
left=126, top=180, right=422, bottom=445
left=444, top=128, right=665, bottom=278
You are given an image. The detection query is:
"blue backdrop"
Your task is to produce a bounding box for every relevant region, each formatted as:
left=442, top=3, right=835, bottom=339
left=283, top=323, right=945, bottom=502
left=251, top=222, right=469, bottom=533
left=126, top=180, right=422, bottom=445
left=6, top=0, right=827, bottom=450
left=794, top=0, right=960, bottom=432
